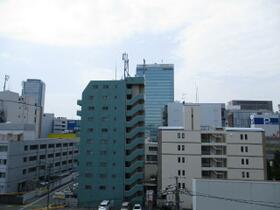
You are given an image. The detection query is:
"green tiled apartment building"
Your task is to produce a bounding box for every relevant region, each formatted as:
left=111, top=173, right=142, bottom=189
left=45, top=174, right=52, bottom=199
left=77, top=77, right=145, bottom=208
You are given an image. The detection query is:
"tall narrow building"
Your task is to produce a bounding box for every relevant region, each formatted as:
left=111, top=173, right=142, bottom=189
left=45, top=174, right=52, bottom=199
left=22, top=79, right=46, bottom=109
left=136, top=63, right=174, bottom=142
left=77, top=77, right=145, bottom=208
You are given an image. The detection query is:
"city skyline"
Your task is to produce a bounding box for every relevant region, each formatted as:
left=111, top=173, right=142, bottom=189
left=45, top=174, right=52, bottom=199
left=0, top=0, right=279, bottom=119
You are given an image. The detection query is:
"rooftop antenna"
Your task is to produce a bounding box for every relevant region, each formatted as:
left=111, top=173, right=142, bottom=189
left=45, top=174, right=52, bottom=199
left=195, top=83, right=199, bottom=103
left=122, top=52, right=130, bottom=78
left=3, top=75, right=10, bottom=91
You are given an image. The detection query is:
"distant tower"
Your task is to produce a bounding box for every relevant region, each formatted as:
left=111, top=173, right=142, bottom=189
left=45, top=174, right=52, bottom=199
left=122, top=53, right=130, bottom=78
left=3, top=75, right=10, bottom=91
left=22, top=79, right=46, bottom=108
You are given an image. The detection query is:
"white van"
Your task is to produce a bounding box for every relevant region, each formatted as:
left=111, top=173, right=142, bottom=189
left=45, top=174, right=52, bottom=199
left=120, top=201, right=130, bottom=210
left=98, top=200, right=112, bottom=210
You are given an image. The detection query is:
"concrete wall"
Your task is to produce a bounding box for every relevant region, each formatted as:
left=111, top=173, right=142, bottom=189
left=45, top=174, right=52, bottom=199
left=193, top=179, right=280, bottom=210
left=41, top=113, right=54, bottom=138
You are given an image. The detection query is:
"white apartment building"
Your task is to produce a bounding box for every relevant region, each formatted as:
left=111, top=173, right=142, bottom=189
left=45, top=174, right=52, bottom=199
left=0, top=124, right=78, bottom=193
left=53, top=117, right=67, bottom=133
left=0, top=91, right=42, bottom=138
left=158, top=104, right=266, bottom=209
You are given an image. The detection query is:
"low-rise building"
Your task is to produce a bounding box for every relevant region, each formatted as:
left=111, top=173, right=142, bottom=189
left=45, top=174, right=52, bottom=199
left=0, top=123, right=78, bottom=193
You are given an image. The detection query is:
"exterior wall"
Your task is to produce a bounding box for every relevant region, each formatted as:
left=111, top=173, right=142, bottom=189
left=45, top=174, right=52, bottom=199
left=228, top=100, right=273, bottom=111
left=77, top=78, right=145, bottom=208
left=193, top=179, right=280, bottom=210
left=250, top=113, right=280, bottom=137
left=167, top=102, right=226, bottom=129
left=0, top=91, right=42, bottom=138
left=40, top=113, right=54, bottom=138
left=0, top=137, right=78, bottom=193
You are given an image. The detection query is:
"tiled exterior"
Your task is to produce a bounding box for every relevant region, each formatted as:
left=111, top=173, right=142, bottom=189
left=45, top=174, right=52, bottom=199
left=77, top=77, right=145, bottom=208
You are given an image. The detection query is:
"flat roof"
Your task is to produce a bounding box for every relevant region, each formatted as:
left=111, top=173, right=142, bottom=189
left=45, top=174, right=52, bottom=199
left=158, top=126, right=184, bottom=130
left=225, top=127, right=264, bottom=132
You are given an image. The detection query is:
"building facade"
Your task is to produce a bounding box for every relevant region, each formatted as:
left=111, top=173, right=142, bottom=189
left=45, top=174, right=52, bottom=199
left=40, top=113, right=54, bottom=138
left=77, top=77, right=145, bottom=208
left=0, top=91, right=42, bottom=138
left=22, top=79, right=46, bottom=109
left=0, top=125, right=78, bottom=193
left=158, top=105, right=266, bottom=209
left=53, top=117, right=67, bottom=134
left=136, top=64, right=174, bottom=142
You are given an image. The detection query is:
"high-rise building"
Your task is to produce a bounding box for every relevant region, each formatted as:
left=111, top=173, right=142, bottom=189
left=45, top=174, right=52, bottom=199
left=77, top=77, right=145, bottom=208
left=22, top=79, right=46, bottom=108
left=136, top=63, right=174, bottom=142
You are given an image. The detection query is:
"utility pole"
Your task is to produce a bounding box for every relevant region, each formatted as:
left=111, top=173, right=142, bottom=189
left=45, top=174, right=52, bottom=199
left=3, top=75, right=9, bottom=91
left=46, top=164, right=51, bottom=210
left=175, top=176, right=180, bottom=210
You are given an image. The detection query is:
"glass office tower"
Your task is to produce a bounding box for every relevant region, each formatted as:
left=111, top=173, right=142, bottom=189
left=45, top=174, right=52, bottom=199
left=136, top=64, right=174, bottom=141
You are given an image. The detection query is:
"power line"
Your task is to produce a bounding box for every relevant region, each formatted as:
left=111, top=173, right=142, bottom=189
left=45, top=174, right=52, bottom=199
left=182, top=188, right=280, bottom=209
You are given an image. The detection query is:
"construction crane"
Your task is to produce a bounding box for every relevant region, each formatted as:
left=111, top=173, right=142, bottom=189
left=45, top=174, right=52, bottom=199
left=3, top=75, right=10, bottom=91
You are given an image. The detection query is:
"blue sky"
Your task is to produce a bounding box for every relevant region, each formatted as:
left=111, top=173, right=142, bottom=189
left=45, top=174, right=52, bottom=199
left=0, top=0, right=279, bottom=118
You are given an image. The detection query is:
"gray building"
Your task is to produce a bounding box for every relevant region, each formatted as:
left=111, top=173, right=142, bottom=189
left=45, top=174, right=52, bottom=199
left=40, top=113, right=54, bottom=138
left=166, top=102, right=226, bottom=129
left=0, top=123, right=78, bottom=193
left=227, top=100, right=273, bottom=128
left=22, top=79, right=46, bottom=109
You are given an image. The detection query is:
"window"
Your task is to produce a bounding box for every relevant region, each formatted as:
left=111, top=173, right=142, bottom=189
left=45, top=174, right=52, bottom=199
left=246, top=172, right=250, bottom=178
left=48, top=154, right=54, bottom=158
left=40, top=155, right=46, bottom=160
left=28, top=167, right=36, bottom=173
left=100, top=151, right=107, bottom=155
left=56, top=143, right=61, bottom=148
left=241, top=159, right=244, bottom=165
left=62, top=152, right=67, bottom=156
left=102, top=96, right=108, bottom=100
left=148, top=146, right=158, bottom=151
left=63, top=143, right=68, bottom=147
left=178, top=157, right=181, bottom=163
left=30, top=145, right=38, bottom=150
left=88, top=95, right=94, bottom=100
left=182, top=133, right=185, bottom=138
left=55, top=153, right=61, bottom=157
left=24, top=145, right=28, bottom=151
left=245, top=134, right=248, bottom=140
left=92, top=85, right=98, bottom=89
left=101, top=128, right=108, bottom=132
left=55, top=162, right=60, bottom=166
left=146, top=155, right=157, bottom=161
left=23, top=157, right=27, bottom=162
left=240, top=134, right=243, bottom=140
left=48, top=144, right=54, bottom=148
left=182, top=145, right=185, bottom=151
left=85, top=185, right=92, bottom=190
left=40, top=144, right=47, bottom=149
left=178, top=145, right=181, bottom=151
left=88, top=106, right=94, bottom=111
left=22, top=169, right=26, bottom=175
left=102, top=106, right=108, bottom=110
left=86, top=150, right=93, bottom=155
left=29, top=156, right=37, bottom=161
left=177, top=133, right=181, bottom=138
left=99, top=186, right=106, bottom=190
left=246, top=159, right=249, bottom=165
left=242, top=171, right=245, bottom=178
left=178, top=170, right=181, bottom=176
left=245, top=146, right=248, bottom=152
left=182, top=157, right=185, bottom=163
left=103, top=85, right=109, bottom=89
left=182, top=170, right=185, bottom=176
left=241, top=146, right=244, bottom=152
left=0, top=172, right=6, bottom=178
left=182, top=183, right=186, bottom=189
left=99, top=174, right=107, bottom=178
left=88, top=128, right=94, bottom=133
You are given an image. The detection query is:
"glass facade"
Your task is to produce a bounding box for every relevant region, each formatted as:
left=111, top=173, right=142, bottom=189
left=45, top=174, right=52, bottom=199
left=136, top=64, right=174, bottom=141
left=22, top=79, right=46, bottom=108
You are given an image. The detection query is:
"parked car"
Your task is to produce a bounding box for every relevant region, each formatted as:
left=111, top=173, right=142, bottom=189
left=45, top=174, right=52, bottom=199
left=52, top=191, right=65, bottom=200
left=98, top=200, right=112, bottom=210
left=120, top=201, right=130, bottom=210
left=132, top=204, right=142, bottom=210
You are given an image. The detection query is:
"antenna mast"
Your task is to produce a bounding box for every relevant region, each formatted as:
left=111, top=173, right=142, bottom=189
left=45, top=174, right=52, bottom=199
left=122, top=53, right=130, bottom=78
left=3, top=75, right=10, bottom=91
